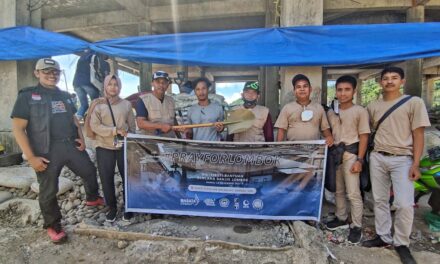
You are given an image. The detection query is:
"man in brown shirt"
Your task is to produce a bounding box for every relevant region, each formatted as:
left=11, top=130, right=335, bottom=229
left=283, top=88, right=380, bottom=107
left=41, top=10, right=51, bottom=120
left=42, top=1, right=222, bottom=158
left=325, top=75, right=370, bottom=244
left=275, top=74, right=333, bottom=145
left=362, top=67, right=430, bottom=264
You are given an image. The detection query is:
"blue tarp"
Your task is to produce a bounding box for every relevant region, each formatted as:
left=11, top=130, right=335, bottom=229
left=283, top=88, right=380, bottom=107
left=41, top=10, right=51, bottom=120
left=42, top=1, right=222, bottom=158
left=0, top=26, right=88, bottom=60
left=1, top=23, right=440, bottom=66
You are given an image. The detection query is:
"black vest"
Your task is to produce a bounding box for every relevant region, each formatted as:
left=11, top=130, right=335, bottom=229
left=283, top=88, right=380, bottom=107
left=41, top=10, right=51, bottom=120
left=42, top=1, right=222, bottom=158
left=20, top=85, right=75, bottom=155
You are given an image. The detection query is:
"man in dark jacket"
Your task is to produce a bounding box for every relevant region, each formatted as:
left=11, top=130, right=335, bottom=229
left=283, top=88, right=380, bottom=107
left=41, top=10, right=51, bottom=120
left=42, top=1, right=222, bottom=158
left=11, top=58, right=104, bottom=243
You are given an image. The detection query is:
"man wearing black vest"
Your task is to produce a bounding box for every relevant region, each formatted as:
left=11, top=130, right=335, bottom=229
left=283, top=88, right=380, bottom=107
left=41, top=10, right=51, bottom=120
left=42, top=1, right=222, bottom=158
left=11, top=58, right=104, bottom=243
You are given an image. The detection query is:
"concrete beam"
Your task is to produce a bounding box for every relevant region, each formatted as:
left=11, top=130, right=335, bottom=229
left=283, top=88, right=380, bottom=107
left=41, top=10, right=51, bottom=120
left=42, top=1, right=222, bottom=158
left=423, top=57, right=440, bottom=69
left=114, top=0, right=146, bottom=18
left=324, top=0, right=440, bottom=12
left=149, top=0, right=265, bottom=23
left=43, top=10, right=140, bottom=32
left=423, top=67, right=440, bottom=75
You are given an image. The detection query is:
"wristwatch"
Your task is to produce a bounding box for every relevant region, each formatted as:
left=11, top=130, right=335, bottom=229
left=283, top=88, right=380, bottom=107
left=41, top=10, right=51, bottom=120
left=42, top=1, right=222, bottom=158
left=356, top=157, right=364, bottom=164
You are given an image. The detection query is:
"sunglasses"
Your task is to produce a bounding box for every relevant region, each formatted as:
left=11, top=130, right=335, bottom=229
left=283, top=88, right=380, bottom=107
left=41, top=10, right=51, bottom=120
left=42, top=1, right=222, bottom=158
left=40, top=69, right=61, bottom=75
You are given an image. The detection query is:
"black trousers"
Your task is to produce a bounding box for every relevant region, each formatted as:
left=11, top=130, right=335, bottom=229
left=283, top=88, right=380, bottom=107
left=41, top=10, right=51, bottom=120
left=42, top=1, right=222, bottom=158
left=429, top=188, right=440, bottom=214
left=37, top=140, right=99, bottom=228
left=96, top=147, right=125, bottom=209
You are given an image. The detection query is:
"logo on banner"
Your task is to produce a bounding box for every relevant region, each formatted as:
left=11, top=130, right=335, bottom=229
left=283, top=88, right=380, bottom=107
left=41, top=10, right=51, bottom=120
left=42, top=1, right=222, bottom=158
left=203, top=198, right=216, bottom=207
left=180, top=194, right=200, bottom=206
left=243, top=200, right=250, bottom=209
left=252, top=199, right=264, bottom=210
left=219, top=198, right=230, bottom=208
left=234, top=198, right=240, bottom=210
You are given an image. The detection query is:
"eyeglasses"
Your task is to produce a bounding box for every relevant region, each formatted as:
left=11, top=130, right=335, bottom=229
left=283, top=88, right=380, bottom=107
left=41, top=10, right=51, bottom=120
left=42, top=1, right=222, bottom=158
left=40, top=69, right=61, bottom=76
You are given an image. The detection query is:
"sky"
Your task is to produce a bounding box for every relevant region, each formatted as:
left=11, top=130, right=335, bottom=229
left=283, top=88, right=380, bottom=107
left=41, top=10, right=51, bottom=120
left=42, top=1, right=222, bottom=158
left=53, top=54, right=244, bottom=102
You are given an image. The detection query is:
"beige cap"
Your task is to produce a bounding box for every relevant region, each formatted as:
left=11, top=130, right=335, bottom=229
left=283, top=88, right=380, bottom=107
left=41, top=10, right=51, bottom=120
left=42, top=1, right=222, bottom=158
left=35, top=58, right=60, bottom=70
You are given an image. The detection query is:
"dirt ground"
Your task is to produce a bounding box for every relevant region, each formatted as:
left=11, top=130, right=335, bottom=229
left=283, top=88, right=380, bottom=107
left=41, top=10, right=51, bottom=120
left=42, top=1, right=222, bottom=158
left=0, top=195, right=439, bottom=264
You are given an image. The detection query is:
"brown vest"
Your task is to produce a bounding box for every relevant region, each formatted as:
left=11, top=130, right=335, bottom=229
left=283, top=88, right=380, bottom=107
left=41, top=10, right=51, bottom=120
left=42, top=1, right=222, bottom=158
left=233, top=105, right=269, bottom=142
left=140, top=93, right=176, bottom=137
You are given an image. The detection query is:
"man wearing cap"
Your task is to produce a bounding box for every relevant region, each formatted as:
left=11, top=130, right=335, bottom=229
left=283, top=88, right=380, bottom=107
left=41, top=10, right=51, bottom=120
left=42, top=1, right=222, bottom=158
left=136, top=71, right=177, bottom=138
left=186, top=77, right=224, bottom=141
left=230, top=81, right=273, bottom=142
left=275, top=74, right=333, bottom=145
left=11, top=58, right=104, bottom=243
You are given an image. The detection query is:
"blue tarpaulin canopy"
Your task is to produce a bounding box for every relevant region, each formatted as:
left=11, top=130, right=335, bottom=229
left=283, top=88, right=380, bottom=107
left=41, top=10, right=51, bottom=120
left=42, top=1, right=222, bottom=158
left=0, top=26, right=88, bottom=60
left=1, top=23, right=440, bottom=66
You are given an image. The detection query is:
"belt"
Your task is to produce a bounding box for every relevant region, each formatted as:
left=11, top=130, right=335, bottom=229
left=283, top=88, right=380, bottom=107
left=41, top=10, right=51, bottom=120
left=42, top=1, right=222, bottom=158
left=376, top=151, right=409, bottom=157
left=52, top=137, right=76, bottom=143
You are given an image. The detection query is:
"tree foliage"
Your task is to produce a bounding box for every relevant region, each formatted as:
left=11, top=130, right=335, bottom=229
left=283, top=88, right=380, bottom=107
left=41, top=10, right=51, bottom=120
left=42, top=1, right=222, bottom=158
left=360, top=79, right=381, bottom=106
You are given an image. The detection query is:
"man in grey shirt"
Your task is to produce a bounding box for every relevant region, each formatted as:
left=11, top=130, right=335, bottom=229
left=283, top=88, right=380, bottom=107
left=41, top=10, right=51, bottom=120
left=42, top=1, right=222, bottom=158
left=187, top=77, right=224, bottom=141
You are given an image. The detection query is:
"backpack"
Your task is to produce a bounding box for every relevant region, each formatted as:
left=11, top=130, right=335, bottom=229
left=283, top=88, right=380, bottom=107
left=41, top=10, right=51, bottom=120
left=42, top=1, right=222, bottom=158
left=84, top=98, right=105, bottom=139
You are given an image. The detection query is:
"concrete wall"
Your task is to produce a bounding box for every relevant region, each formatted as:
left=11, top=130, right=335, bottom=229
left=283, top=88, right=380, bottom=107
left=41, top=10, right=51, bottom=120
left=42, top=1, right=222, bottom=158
left=280, top=66, right=323, bottom=106
left=0, top=0, right=41, bottom=152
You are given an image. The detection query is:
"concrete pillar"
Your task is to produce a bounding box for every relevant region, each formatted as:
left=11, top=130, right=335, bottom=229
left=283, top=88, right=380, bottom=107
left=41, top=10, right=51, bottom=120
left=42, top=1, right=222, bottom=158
left=405, top=5, right=424, bottom=97
left=110, top=58, right=118, bottom=75
left=175, top=65, right=188, bottom=94
left=425, top=77, right=438, bottom=109
left=0, top=0, right=41, bottom=152
left=262, top=0, right=280, bottom=119
left=139, top=22, right=152, bottom=92
left=355, top=78, right=363, bottom=105
left=321, top=68, right=328, bottom=105
left=258, top=68, right=266, bottom=106
left=280, top=0, right=323, bottom=107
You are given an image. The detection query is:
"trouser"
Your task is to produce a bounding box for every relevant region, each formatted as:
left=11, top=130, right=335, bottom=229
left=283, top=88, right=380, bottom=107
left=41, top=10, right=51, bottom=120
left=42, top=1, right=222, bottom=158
left=74, top=84, right=100, bottom=118
left=37, top=140, right=99, bottom=228
left=335, top=152, right=363, bottom=227
left=96, top=147, right=125, bottom=209
left=369, top=152, right=414, bottom=246
left=429, top=188, right=440, bottom=214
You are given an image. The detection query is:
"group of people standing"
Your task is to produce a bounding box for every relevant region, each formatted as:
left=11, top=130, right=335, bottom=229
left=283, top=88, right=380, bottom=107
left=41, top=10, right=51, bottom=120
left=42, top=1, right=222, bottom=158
left=10, top=58, right=431, bottom=264
left=132, top=67, right=429, bottom=264
left=273, top=69, right=428, bottom=264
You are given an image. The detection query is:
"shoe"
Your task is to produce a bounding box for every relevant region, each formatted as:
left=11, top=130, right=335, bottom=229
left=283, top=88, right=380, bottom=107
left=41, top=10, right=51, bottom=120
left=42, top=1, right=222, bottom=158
left=106, top=208, right=117, bottom=222
left=123, top=212, right=133, bottom=221
left=348, top=226, right=363, bottom=244
left=47, top=223, right=67, bottom=243
left=395, top=246, right=417, bottom=264
left=325, top=218, right=349, bottom=230
left=86, top=197, right=105, bottom=206
left=361, top=235, right=391, bottom=248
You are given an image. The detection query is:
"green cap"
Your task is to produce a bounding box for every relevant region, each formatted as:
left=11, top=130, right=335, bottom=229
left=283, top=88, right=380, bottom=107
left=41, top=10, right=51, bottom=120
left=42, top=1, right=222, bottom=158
left=243, top=81, right=260, bottom=93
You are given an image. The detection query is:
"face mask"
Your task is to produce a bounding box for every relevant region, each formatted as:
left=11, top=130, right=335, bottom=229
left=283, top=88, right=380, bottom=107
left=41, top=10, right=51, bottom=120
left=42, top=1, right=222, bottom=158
left=301, top=105, right=314, bottom=122
left=243, top=98, right=257, bottom=108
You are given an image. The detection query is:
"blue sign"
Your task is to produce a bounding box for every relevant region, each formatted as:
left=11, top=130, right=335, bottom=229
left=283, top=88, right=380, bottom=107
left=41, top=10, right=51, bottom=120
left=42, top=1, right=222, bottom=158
left=125, top=135, right=327, bottom=221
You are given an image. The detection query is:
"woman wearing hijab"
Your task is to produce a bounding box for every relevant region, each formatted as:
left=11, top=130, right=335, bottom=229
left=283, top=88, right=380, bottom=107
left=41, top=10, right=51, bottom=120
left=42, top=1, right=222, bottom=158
left=90, top=74, right=136, bottom=222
